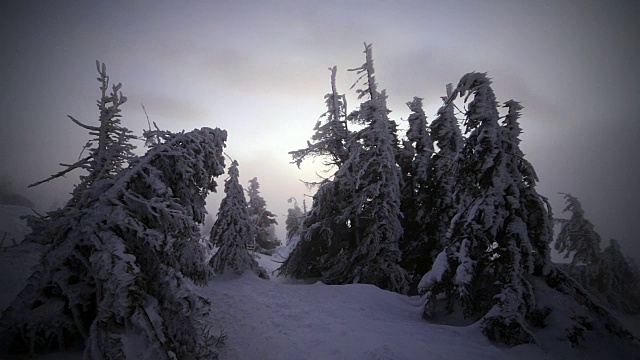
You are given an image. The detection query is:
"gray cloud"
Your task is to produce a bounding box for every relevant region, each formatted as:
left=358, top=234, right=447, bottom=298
left=1, top=0, right=638, bottom=259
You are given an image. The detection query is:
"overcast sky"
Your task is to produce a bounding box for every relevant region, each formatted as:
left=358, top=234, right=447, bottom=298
left=1, top=0, right=638, bottom=259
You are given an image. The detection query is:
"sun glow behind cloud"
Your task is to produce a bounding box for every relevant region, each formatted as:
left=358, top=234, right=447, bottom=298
left=1, top=0, right=638, bottom=255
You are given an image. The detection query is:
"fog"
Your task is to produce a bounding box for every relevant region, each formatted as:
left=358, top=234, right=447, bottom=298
left=1, top=0, right=638, bottom=259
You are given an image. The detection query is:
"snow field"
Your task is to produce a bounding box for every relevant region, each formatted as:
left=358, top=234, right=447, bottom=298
left=204, top=251, right=549, bottom=360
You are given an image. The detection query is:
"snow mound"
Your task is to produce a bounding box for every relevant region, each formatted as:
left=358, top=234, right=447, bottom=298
left=206, top=267, right=549, bottom=360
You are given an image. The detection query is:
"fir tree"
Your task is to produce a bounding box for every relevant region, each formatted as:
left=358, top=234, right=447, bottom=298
left=285, top=197, right=304, bottom=245
left=29, top=62, right=137, bottom=199
left=281, top=44, right=409, bottom=293
left=601, top=239, right=640, bottom=313
left=418, top=74, right=633, bottom=347
left=555, top=194, right=640, bottom=313
left=290, top=66, right=350, bottom=168
left=419, top=73, right=543, bottom=344
left=209, top=161, right=268, bottom=279
left=1, top=127, right=227, bottom=359
left=279, top=178, right=353, bottom=279
left=555, top=193, right=601, bottom=266
left=398, top=96, right=440, bottom=284
left=321, top=43, right=409, bottom=293
left=413, top=84, right=465, bottom=282
left=503, top=101, right=553, bottom=276
left=246, top=177, right=280, bottom=252
left=280, top=65, right=353, bottom=279
left=24, top=62, right=137, bottom=246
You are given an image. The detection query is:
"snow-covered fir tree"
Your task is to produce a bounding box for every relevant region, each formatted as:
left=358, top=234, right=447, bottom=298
left=418, top=73, right=632, bottom=347
left=24, top=62, right=137, bottom=245
left=281, top=46, right=635, bottom=349
left=419, top=73, right=551, bottom=344
left=408, top=84, right=465, bottom=284
left=601, top=239, right=640, bottom=313
left=0, top=65, right=228, bottom=358
left=209, top=161, right=268, bottom=279
left=285, top=197, right=304, bottom=246
left=31, top=62, right=136, bottom=198
left=282, top=43, right=409, bottom=293
left=398, top=96, right=436, bottom=285
left=502, top=100, right=553, bottom=276
left=555, top=193, right=601, bottom=266
left=279, top=177, right=353, bottom=279
left=555, top=194, right=640, bottom=313
left=2, top=126, right=228, bottom=359
left=279, top=67, right=354, bottom=280
left=290, top=66, right=350, bottom=168
left=246, top=177, right=280, bottom=252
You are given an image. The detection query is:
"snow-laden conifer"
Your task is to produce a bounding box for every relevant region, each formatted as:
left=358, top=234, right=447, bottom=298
left=418, top=74, right=633, bottom=346
left=279, top=68, right=354, bottom=280
left=282, top=44, right=409, bottom=293
left=24, top=62, right=137, bottom=245
left=419, top=73, right=542, bottom=345
left=1, top=127, right=227, bottom=358
left=290, top=66, right=350, bottom=168
left=502, top=101, right=553, bottom=276
left=285, top=197, right=305, bottom=245
left=246, top=177, right=280, bottom=252
left=601, top=239, right=640, bottom=313
left=398, top=97, right=435, bottom=281
left=30, top=62, right=136, bottom=195
left=555, top=194, right=640, bottom=313
left=209, top=161, right=268, bottom=279
left=414, top=84, right=465, bottom=278
left=404, top=97, right=433, bottom=187
left=318, top=43, right=409, bottom=293
left=555, top=193, right=601, bottom=266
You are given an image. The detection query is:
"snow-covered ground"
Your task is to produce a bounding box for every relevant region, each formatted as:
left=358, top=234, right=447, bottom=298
left=1, top=205, right=638, bottom=359
left=205, top=251, right=550, bottom=360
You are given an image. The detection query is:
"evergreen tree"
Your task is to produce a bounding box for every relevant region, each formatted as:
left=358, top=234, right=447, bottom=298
left=412, top=84, right=465, bottom=282
left=419, top=73, right=544, bottom=344
left=290, top=66, right=350, bottom=168
left=279, top=177, right=353, bottom=279
left=398, top=97, right=433, bottom=273
left=601, top=239, right=640, bottom=313
left=503, top=101, right=553, bottom=276
left=321, top=43, right=409, bottom=293
left=417, top=74, right=633, bottom=346
left=246, top=177, right=280, bottom=252
left=555, top=193, right=601, bottom=266
left=281, top=44, right=409, bottom=293
left=555, top=194, right=640, bottom=313
left=279, top=68, right=354, bottom=280
left=209, top=161, right=268, bottom=279
left=285, top=197, right=304, bottom=245
left=29, top=62, right=137, bottom=200
left=1, top=127, right=227, bottom=359
left=23, top=62, right=137, bottom=246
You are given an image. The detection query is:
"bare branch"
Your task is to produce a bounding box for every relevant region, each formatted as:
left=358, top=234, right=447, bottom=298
left=68, top=115, right=99, bottom=131
left=29, top=156, right=92, bottom=188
